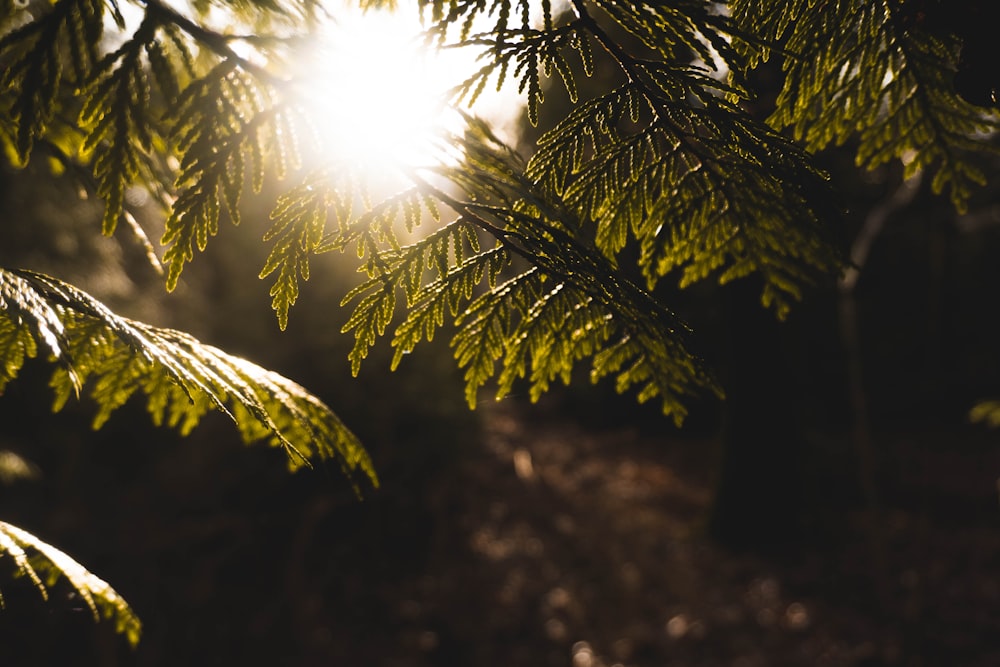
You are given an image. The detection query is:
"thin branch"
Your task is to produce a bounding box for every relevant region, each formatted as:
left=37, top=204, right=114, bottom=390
left=139, top=0, right=286, bottom=85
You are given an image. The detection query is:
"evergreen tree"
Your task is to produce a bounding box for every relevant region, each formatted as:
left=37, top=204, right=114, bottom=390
left=2, top=0, right=997, bottom=643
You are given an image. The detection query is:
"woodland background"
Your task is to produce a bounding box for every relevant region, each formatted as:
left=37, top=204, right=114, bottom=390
left=2, top=4, right=1000, bottom=667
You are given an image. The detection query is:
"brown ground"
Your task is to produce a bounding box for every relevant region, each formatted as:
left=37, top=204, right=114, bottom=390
left=304, top=400, right=1000, bottom=667
left=1, top=393, right=998, bottom=667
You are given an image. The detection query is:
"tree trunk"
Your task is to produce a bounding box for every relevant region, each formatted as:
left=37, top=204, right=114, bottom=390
left=707, top=278, right=807, bottom=549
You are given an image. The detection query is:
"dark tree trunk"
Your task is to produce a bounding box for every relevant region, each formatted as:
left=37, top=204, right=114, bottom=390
left=707, top=279, right=807, bottom=549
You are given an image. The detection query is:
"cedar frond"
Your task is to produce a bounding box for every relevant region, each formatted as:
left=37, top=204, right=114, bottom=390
left=590, top=0, right=739, bottom=70
left=260, top=168, right=358, bottom=330
left=0, top=268, right=376, bottom=485
left=421, top=0, right=534, bottom=43
left=459, top=1, right=842, bottom=319
left=730, top=0, right=1000, bottom=212
left=452, top=266, right=545, bottom=406
left=341, top=218, right=499, bottom=374
left=339, top=208, right=471, bottom=371
left=391, top=243, right=509, bottom=371
left=455, top=123, right=722, bottom=419
left=0, top=0, right=104, bottom=162
left=527, top=76, right=841, bottom=318
left=332, top=186, right=443, bottom=261
left=339, top=121, right=720, bottom=422
left=80, top=14, right=162, bottom=236
left=162, top=63, right=300, bottom=289
left=452, top=24, right=592, bottom=123
left=0, top=520, right=141, bottom=646
left=0, top=305, right=40, bottom=394
left=186, top=0, right=325, bottom=24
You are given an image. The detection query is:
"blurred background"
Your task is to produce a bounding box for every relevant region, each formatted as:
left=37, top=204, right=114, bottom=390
left=2, top=12, right=1000, bottom=666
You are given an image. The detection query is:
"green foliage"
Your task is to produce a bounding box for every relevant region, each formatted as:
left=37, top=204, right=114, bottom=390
left=338, top=121, right=720, bottom=422
left=525, top=76, right=841, bottom=317
left=260, top=167, right=362, bottom=330
left=1, top=0, right=349, bottom=641
left=4, top=0, right=1000, bottom=645
left=0, top=520, right=142, bottom=646
left=0, top=0, right=103, bottom=163
left=0, top=268, right=375, bottom=482
left=730, top=0, right=1000, bottom=213
left=449, top=21, right=592, bottom=125
left=969, top=399, right=1000, bottom=428
left=162, top=64, right=300, bottom=289
left=318, top=0, right=842, bottom=418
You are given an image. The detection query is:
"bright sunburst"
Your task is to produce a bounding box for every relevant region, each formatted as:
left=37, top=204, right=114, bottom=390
left=294, top=4, right=490, bottom=178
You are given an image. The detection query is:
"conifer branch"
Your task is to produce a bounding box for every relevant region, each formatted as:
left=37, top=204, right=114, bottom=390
left=0, top=520, right=142, bottom=646
left=337, top=123, right=719, bottom=420
left=532, top=1, right=844, bottom=316
left=731, top=0, right=1000, bottom=212
left=139, top=0, right=284, bottom=85
left=0, top=267, right=376, bottom=485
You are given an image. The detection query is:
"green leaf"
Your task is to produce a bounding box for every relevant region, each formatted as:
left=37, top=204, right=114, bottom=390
left=0, top=267, right=376, bottom=485
left=162, top=62, right=300, bottom=289
left=0, top=520, right=142, bottom=647
left=731, top=0, right=1000, bottom=212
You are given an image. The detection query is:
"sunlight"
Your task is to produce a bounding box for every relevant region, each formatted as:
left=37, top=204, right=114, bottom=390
left=295, top=4, right=503, bottom=178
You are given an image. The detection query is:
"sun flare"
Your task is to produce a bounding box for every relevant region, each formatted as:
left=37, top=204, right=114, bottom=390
left=295, top=5, right=478, bottom=178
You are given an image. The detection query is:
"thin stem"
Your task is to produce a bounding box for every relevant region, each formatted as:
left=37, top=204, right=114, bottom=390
left=141, top=0, right=285, bottom=85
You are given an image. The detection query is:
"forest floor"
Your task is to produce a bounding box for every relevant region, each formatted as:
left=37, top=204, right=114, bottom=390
left=2, top=391, right=998, bottom=667
left=333, top=399, right=1000, bottom=667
